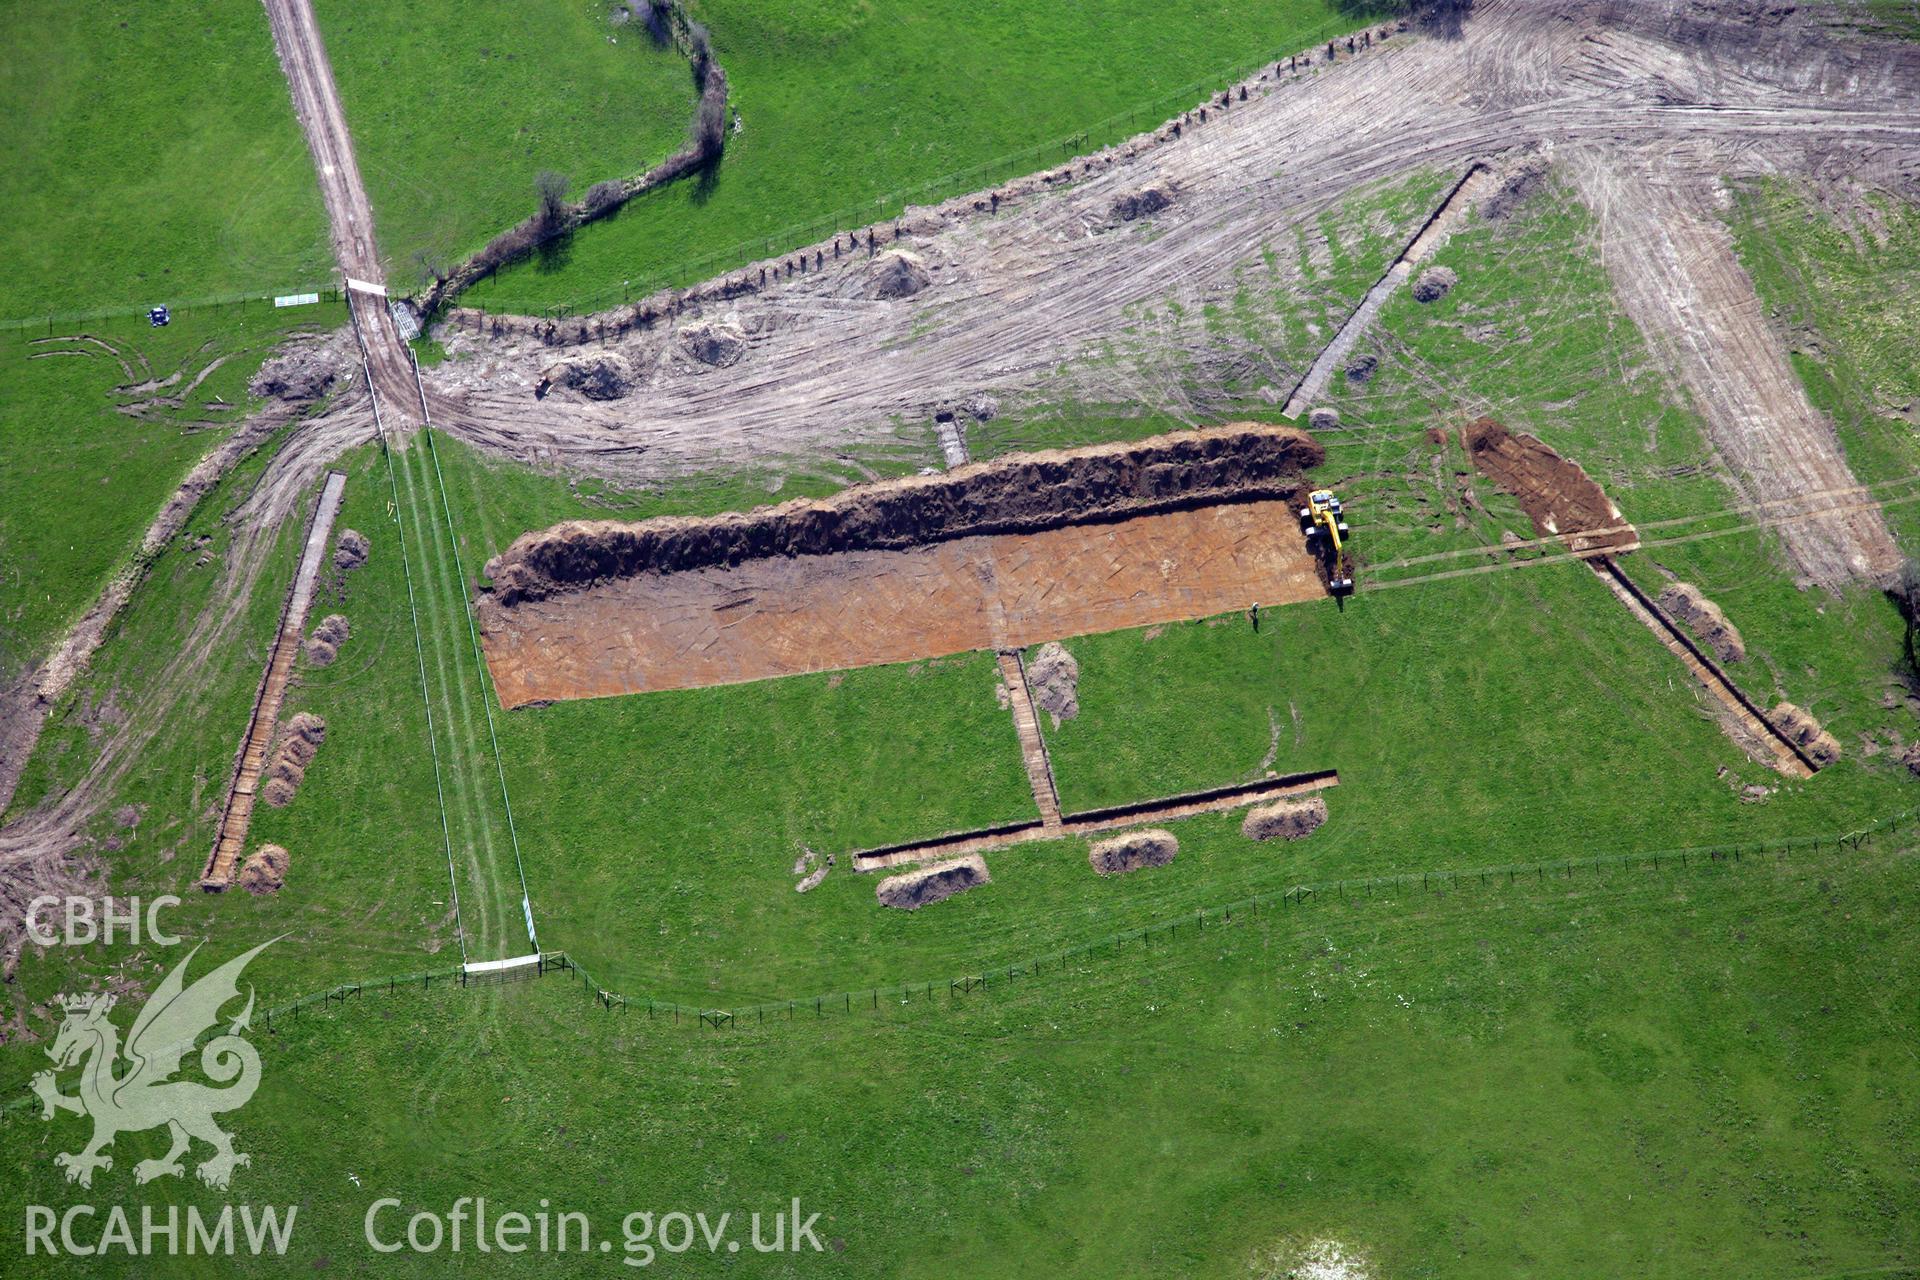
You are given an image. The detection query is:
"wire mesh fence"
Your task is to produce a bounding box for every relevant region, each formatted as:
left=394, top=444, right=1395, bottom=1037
left=3, top=798, right=1909, bottom=1122
left=460, top=14, right=1393, bottom=318
left=561, top=803, right=1918, bottom=1031
left=2, top=288, right=346, bottom=338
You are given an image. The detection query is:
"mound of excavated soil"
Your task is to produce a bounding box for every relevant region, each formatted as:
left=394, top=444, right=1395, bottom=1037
left=875, top=854, right=989, bottom=910
left=262, top=713, right=327, bottom=808
left=483, top=422, right=1325, bottom=607
left=679, top=319, right=748, bottom=367
left=1462, top=418, right=1635, bottom=554
left=1112, top=186, right=1173, bottom=221
left=333, top=530, right=370, bottom=572
left=239, top=844, right=289, bottom=896
left=250, top=346, right=339, bottom=403
left=305, top=614, right=350, bottom=668
left=1658, top=583, right=1745, bottom=663
left=1026, top=642, right=1079, bottom=726
left=1242, top=794, right=1328, bottom=841
left=542, top=351, right=636, bottom=400
left=864, top=250, right=931, bottom=300
left=1412, top=266, right=1458, bottom=303
left=1088, top=828, right=1178, bottom=875
left=1771, top=702, right=1842, bottom=766
left=1308, top=407, right=1341, bottom=431
left=281, top=733, right=319, bottom=767
left=1482, top=160, right=1548, bottom=222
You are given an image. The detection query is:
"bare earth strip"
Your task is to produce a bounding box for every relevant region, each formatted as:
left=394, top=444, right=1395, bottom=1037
left=851, top=770, right=1341, bottom=872
left=1590, top=558, right=1816, bottom=778
left=259, top=0, right=418, bottom=419
left=1283, top=161, right=1500, bottom=417
left=997, top=652, right=1064, bottom=831
left=1569, top=150, right=1901, bottom=589
left=481, top=499, right=1325, bottom=706
left=425, top=0, right=1919, bottom=603
left=202, top=470, right=348, bottom=886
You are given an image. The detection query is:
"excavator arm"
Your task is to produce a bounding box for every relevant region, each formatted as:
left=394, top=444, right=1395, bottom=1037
left=1300, top=490, right=1355, bottom=595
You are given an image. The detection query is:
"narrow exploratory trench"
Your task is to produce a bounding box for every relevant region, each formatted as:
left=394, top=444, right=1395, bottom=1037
left=1283, top=161, right=1497, bottom=419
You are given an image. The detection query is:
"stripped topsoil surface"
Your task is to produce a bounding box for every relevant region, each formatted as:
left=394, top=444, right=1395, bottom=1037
left=1462, top=417, right=1637, bottom=554
left=479, top=424, right=1328, bottom=705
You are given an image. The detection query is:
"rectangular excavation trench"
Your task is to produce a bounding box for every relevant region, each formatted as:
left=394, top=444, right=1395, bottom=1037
left=1452, top=417, right=1817, bottom=778
left=850, top=770, right=1342, bottom=872
left=1590, top=557, right=1817, bottom=778
left=202, top=469, right=347, bottom=888
left=478, top=425, right=1332, bottom=705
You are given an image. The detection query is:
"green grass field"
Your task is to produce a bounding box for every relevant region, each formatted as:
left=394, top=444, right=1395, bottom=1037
left=5, top=840, right=1915, bottom=1277
left=7, top=20, right=1920, bottom=1264
left=0, top=302, right=345, bottom=687
left=0, top=0, right=339, bottom=685
left=0, top=0, right=328, bottom=320
left=462, top=0, right=1393, bottom=314
left=1728, top=179, right=1920, bottom=550
left=311, top=0, right=697, bottom=288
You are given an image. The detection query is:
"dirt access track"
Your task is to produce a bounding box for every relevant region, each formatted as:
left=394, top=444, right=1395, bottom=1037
left=7, top=1, right=1919, bottom=961
left=479, top=424, right=1325, bottom=704
left=422, top=0, right=1917, bottom=594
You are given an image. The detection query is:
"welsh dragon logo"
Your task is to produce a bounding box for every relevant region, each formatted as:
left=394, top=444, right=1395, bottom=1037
left=32, top=939, right=274, bottom=1190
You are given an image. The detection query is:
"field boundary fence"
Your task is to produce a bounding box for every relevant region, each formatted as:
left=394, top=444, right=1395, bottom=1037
left=460, top=12, right=1400, bottom=318
left=560, top=802, right=1920, bottom=1031
left=5, top=15, right=1390, bottom=331
left=4, top=801, right=1911, bottom=1120
left=2, top=288, right=346, bottom=338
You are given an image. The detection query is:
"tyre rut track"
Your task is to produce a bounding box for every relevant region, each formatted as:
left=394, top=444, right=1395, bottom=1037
left=6, top=1, right=1919, bottom=979
left=425, top=0, right=1917, bottom=597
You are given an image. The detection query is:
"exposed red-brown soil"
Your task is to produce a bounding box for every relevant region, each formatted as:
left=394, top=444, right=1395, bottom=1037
left=484, top=423, right=1323, bottom=604
left=479, top=425, right=1327, bottom=705
left=1461, top=418, right=1637, bottom=554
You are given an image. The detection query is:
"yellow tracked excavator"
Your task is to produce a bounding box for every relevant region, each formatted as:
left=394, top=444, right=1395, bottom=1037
left=1300, top=489, right=1355, bottom=595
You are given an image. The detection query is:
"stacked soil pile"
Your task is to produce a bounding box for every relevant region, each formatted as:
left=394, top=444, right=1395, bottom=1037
left=864, top=250, right=931, bottom=299
left=1657, top=583, right=1746, bottom=662
left=679, top=319, right=748, bottom=367
left=1243, top=795, right=1328, bottom=841
left=1112, top=187, right=1173, bottom=221
left=1026, top=643, right=1079, bottom=726
left=250, top=345, right=339, bottom=403
left=1088, top=828, right=1178, bottom=875
left=239, top=845, right=289, bottom=895
left=792, top=848, right=831, bottom=893
left=875, top=854, right=990, bottom=910
left=1481, top=161, right=1547, bottom=221
left=333, top=529, right=370, bottom=572
left=542, top=352, right=636, bottom=400
left=1462, top=418, right=1636, bottom=553
left=262, top=713, right=326, bottom=808
left=1412, top=266, right=1458, bottom=302
left=305, top=614, right=351, bottom=668
left=1770, top=702, right=1842, bottom=766
left=484, top=423, right=1325, bottom=607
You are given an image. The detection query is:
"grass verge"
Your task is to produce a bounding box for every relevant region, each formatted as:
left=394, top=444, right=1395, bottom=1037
left=311, top=0, right=697, bottom=288
left=463, top=0, right=1396, bottom=314
left=0, top=0, right=328, bottom=320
